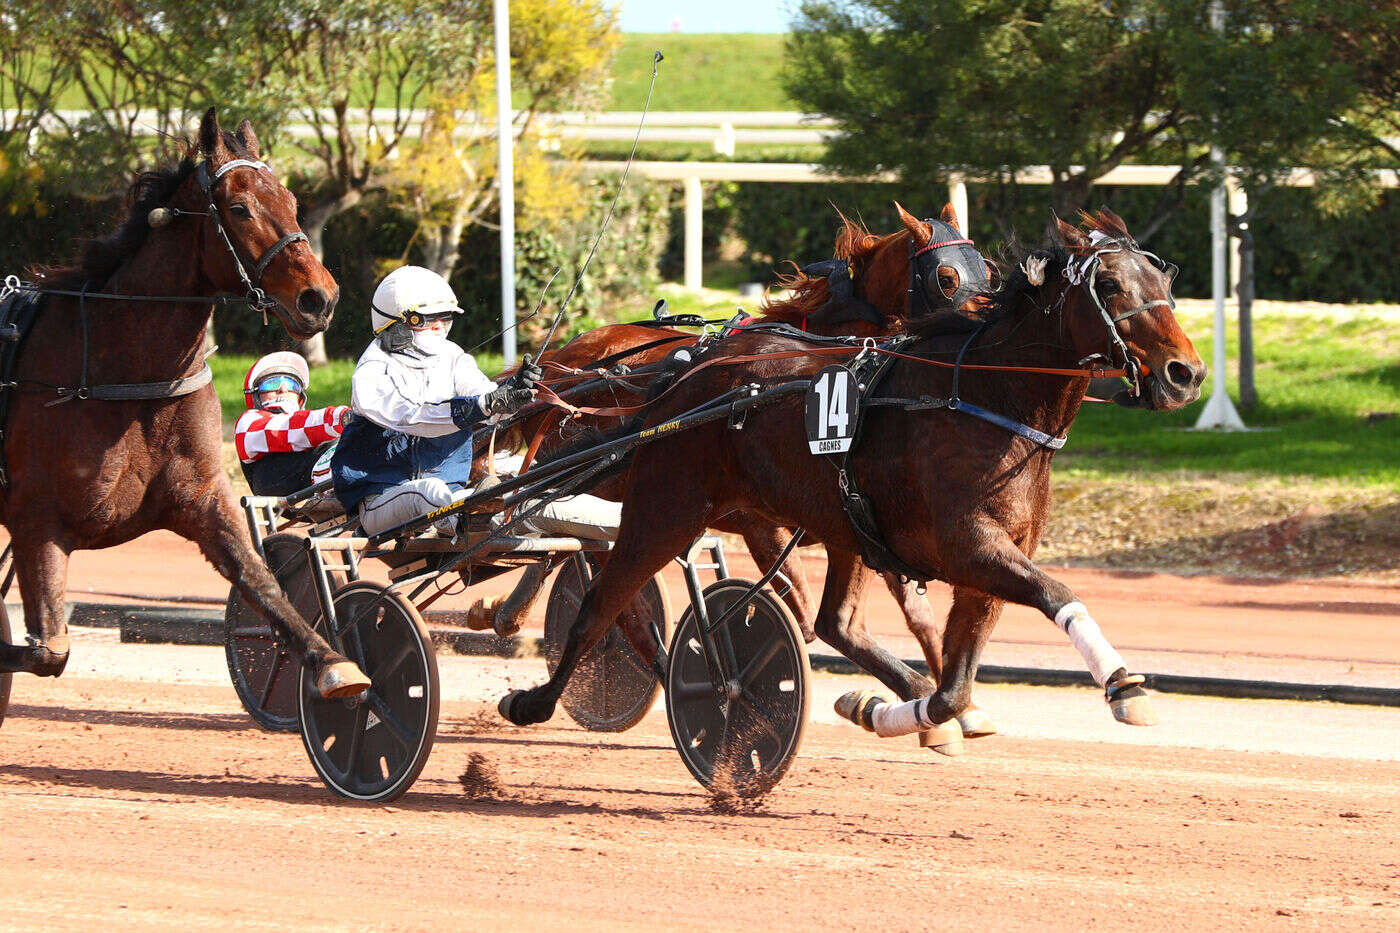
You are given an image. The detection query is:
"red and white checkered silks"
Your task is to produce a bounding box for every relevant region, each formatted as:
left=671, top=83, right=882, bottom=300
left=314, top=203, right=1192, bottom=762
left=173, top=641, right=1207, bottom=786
left=234, top=405, right=350, bottom=463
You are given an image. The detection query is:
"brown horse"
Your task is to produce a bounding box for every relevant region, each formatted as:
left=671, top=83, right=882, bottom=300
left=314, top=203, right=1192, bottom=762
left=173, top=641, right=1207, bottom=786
left=483, top=203, right=1005, bottom=735
left=0, top=108, right=369, bottom=698
left=499, top=209, right=1204, bottom=748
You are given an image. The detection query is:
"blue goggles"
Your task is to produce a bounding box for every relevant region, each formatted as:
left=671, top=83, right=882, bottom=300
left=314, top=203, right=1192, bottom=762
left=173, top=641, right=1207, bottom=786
left=254, top=374, right=304, bottom=395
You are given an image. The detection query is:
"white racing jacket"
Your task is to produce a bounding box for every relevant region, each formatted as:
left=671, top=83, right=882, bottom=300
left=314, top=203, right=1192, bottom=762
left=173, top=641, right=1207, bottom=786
left=350, top=338, right=498, bottom=436
left=330, top=337, right=501, bottom=511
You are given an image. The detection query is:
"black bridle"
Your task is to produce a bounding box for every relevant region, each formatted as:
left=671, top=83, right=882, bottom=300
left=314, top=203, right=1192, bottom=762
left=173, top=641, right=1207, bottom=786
left=193, top=158, right=309, bottom=313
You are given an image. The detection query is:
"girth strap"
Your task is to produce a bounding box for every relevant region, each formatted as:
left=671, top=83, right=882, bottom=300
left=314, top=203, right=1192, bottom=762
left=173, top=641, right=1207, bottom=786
left=45, top=362, right=214, bottom=405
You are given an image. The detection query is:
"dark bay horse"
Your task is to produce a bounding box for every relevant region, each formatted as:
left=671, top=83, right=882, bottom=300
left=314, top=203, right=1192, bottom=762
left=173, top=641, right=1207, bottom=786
left=499, top=210, right=1204, bottom=748
left=0, top=108, right=369, bottom=699
left=484, top=204, right=1003, bottom=735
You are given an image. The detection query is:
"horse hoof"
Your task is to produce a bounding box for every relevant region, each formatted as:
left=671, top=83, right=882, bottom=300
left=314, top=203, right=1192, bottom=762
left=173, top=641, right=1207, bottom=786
left=957, top=707, right=998, bottom=738
left=462, top=596, right=503, bottom=633
left=919, top=720, right=965, bottom=756
left=834, top=689, right=886, bottom=733
left=1110, top=692, right=1159, bottom=726
left=316, top=661, right=371, bottom=700
left=498, top=689, right=553, bottom=726
left=1106, top=674, right=1158, bottom=726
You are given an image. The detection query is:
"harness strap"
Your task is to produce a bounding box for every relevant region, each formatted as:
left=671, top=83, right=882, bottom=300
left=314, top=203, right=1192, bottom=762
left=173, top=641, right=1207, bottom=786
left=44, top=363, right=214, bottom=406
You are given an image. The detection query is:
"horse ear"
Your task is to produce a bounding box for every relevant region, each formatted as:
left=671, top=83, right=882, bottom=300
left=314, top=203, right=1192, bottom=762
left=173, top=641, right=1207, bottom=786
left=1052, top=213, right=1089, bottom=247
left=234, top=119, right=261, bottom=160
left=894, top=201, right=932, bottom=244
left=198, top=107, right=231, bottom=164
left=939, top=202, right=962, bottom=235
left=1098, top=207, right=1130, bottom=239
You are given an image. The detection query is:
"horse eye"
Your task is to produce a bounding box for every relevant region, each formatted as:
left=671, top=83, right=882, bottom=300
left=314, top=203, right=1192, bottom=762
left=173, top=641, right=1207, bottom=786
left=1098, top=279, right=1121, bottom=296
left=229, top=203, right=252, bottom=219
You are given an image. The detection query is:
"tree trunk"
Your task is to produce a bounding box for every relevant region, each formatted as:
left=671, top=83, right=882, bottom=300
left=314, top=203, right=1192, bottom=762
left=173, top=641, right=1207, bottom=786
left=1234, top=216, right=1257, bottom=410
left=297, top=189, right=364, bottom=366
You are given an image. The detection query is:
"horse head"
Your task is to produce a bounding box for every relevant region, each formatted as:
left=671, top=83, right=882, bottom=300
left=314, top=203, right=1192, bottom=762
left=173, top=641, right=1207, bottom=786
left=762, top=202, right=1000, bottom=335
left=893, top=201, right=1001, bottom=323
left=183, top=108, right=338, bottom=340
left=1042, top=209, right=1204, bottom=411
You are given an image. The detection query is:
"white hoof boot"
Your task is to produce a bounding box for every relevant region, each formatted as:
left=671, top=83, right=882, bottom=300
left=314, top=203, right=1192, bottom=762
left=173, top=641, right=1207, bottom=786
left=918, top=719, right=965, bottom=757
left=1106, top=673, right=1159, bottom=726
left=317, top=661, right=371, bottom=699
left=956, top=706, right=998, bottom=738
left=834, top=689, right=886, bottom=733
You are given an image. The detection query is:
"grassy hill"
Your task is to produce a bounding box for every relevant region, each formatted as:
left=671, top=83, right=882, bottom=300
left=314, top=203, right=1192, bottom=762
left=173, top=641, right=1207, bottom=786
left=609, top=34, right=793, bottom=111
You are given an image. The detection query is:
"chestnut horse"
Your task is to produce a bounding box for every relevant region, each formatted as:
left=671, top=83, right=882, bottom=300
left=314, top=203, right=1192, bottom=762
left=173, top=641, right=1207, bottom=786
left=483, top=204, right=1002, bottom=734
left=0, top=109, right=368, bottom=699
left=499, top=210, right=1204, bottom=749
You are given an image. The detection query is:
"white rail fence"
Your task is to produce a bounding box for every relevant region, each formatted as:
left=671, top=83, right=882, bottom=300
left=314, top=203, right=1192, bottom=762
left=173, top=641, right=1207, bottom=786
left=1, top=109, right=836, bottom=156
left=578, top=160, right=1400, bottom=292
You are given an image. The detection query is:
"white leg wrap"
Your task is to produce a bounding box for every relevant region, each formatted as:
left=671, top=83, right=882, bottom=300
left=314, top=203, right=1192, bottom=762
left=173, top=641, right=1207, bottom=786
left=870, top=696, right=937, bottom=738
left=1054, top=601, right=1126, bottom=686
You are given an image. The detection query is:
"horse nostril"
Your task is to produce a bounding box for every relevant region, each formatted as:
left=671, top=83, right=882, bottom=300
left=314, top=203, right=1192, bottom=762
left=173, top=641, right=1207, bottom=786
left=1164, top=359, right=1195, bottom=389
left=297, top=288, right=326, bottom=317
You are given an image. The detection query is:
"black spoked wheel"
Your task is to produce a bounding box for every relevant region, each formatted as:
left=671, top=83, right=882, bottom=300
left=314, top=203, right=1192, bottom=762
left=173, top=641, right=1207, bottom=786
left=0, top=603, right=12, bottom=730
left=298, top=582, right=439, bottom=803
left=665, top=579, right=810, bottom=798
left=544, top=553, right=671, bottom=732
left=225, top=533, right=342, bottom=732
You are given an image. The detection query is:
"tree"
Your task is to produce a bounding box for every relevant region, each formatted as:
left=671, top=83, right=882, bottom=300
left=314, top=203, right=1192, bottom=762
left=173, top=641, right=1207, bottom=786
left=391, top=0, right=618, bottom=281
left=784, top=1, right=1368, bottom=239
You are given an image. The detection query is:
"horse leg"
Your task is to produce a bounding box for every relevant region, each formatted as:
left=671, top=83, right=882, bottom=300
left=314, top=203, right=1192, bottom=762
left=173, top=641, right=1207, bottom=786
left=845, top=535, right=1155, bottom=735
left=171, top=487, right=370, bottom=699
left=461, top=562, right=551, bottom=637
left=816, top=548, right=935, bottom=701
left=736, top=518, right=817, bottom=642
left=0, top=536, right=73, bottom=676
left=499, top=503, right=706, bottom=727
left=880, top=572, right=997, bottom=738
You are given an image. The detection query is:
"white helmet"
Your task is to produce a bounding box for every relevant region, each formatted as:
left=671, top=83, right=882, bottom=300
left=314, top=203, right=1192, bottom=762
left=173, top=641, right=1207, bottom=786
left=370, top=265, right=463, bottom=335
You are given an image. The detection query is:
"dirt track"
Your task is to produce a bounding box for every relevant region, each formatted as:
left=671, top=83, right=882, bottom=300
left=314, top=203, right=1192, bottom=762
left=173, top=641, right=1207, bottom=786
left=2, top=639, right=1398, bottom=931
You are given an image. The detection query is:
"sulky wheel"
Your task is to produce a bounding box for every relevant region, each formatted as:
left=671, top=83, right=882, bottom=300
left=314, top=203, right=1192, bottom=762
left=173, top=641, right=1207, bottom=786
left=298, top=581, right=439, bottom=803
left=665, top=579, right=811, bottom=798
left=225, top=533, right=342, bottom=732
left=544, top=553, right=670, bottom=732
left=0, top=602, right=11, bottom=729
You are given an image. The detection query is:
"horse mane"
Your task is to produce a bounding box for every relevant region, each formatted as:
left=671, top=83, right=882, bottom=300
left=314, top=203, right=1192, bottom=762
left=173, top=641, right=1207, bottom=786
left=32, top=130, right=253, bottom=290
left=758, top=209, right=911, bottom=326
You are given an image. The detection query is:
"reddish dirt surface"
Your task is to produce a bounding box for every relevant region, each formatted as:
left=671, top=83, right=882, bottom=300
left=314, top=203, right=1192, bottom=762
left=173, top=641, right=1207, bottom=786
left=3, top=529, right=1399, bottom=928
left=43, top=530, right=1400, bottom=686
left=2, top=668, right=1397, bottom=930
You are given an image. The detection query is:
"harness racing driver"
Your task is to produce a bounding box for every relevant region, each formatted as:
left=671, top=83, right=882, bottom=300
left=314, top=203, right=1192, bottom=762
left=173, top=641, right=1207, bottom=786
left=329, top=265, right=621, bottom=545
left=235, top=351, right=350, bottom=497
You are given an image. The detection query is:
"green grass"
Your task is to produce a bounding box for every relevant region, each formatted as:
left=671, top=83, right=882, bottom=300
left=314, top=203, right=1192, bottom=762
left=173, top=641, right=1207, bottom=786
left=1057, top=310, right=1400, bottom=488
left=610, top=34, right=793, bottom=111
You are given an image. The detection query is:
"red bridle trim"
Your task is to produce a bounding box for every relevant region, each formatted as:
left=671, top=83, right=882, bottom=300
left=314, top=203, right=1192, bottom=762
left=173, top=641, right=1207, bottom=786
left=913, top=237, right=974, bottom=257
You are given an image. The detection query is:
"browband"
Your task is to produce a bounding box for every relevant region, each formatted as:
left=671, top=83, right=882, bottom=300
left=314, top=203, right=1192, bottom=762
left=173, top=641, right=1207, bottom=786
left=211, top=159, right=271, bottom=180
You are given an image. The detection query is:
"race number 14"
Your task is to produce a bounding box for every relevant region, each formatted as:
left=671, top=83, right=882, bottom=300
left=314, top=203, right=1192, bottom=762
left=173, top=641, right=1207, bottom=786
left=805, top=365, right=858, bottom=454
